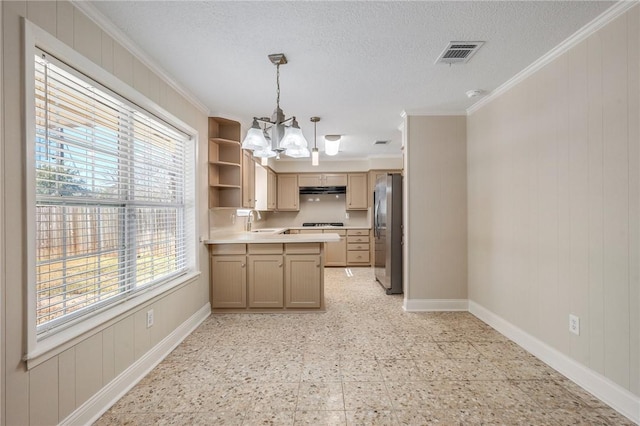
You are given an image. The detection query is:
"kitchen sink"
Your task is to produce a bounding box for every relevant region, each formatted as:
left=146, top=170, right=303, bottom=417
left=250, top=228, right=284, bottom=234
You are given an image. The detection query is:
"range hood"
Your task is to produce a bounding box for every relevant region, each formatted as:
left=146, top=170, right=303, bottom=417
left=299, top=186, right=346, bottom=195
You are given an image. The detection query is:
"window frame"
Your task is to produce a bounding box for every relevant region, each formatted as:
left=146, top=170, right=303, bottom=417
left=24, top=19, right=199, bottom=367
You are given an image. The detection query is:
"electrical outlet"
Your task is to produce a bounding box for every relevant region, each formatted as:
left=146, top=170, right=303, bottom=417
left=146, top=309, right=154, bottom=328
left=345, top=212, right=350, bottom=219
left=569, top=314, right=579, bottom=335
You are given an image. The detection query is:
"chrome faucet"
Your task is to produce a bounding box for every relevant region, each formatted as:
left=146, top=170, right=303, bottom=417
left=245, top=209, right=261, bottom=232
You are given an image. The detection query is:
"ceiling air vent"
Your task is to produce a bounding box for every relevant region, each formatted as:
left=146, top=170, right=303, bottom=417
left=374, top=140, right=390, bottom=145
left=436, top=41, right=484, bottom=64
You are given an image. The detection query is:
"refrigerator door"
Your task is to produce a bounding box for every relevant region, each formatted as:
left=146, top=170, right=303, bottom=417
left=374, top=175, right=389, bottom=289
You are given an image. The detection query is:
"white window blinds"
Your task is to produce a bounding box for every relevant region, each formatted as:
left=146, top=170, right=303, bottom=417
left=34, top=51, right=190, bottom=335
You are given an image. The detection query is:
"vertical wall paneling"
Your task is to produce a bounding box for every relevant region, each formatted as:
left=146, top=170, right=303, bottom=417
left=468, top=5, right=639, bottom=397
left=133, top=57, right=149, bottom=99
left=601, top=14, right=630, bottom=389
left=4, top=1, right=29, bottom=423
left=55, top=1, right=74, bottom=48
left=75, top=333, right=103, bottom=407
left=112, top=42, right=133, bottom=87
left=73, top=7, right=101, bottom=65
left=58, top=348, right=76, bottom=422
left=100, top=31, right=114, bottom=73
left=405, top=115, right=467, bottom=304
left=29, top=357, right=58, bottom=425
left=2, top=2, right=209, bottom=423
left=26, top=1, right=56, bottom=36
left=102, top=326, right=115, bottom=385
left=114, top=316, right=135, bottom=377
left=627, top=5, right=640, bottom=396
left=134, top=308, right=151, bottom=360
left=586, top=28, right=606, bottom=375
left=567, top=40, right=591, bottom=365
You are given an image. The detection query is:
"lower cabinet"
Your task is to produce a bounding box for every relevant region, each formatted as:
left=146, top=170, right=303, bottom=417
left=285, top=254, right=322, bottom=308
left=248, top=254, right=284, bottom=308
left=324, top=230, right=347, bottom=266
left=210, top=242, right=323, bottom=310
left=210, top=254, right=247, bottom=308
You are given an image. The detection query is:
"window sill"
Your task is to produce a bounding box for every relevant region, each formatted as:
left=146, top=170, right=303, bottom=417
left=25, top=270, right=201, bottom=370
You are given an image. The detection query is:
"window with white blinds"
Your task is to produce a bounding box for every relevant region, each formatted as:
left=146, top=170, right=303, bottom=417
left=34, top=51, right=190, bottom=336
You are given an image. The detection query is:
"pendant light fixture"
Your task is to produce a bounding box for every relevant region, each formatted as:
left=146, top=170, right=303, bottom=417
left=310, top=116, right=320, bottom=166
left=324, top=134, right=341, bottom=156
left=241, top=53, right=310, bottom=159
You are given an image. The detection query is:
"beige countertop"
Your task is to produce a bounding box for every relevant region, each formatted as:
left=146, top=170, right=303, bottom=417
left=287, top=226, right=371, bottom=230
left=205, top=229, right=340, bottom=245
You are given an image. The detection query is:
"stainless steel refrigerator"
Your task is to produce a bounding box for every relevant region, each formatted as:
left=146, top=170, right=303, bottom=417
left=374, top=173, right=403, bottom=294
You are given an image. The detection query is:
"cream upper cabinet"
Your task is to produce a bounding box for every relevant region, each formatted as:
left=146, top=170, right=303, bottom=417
left=277, top=174, right=299, bottom=211
left=347, top=173, right=368, bottom=210
left=242, top=150, right=255, bottom=208
left=298, top=174, right=322, bottom=187
left=254, top=163, right=267, bottom=211
left=267, top=168, right=277, bottom=210
left=298, top=173, right=347, bottom=187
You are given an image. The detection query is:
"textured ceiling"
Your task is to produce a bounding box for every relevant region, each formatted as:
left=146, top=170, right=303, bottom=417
left=90, top=1, right=614, bottom=161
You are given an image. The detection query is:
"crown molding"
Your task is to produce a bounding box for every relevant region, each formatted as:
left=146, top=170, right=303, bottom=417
left=71, top=1, right=210, bottom=116
left=402, top=109, right=467, bottom=117
left=468, top=0, right=639, bottom=115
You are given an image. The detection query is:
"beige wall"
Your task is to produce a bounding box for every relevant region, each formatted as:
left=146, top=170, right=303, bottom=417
left=404, top=115, right=468, bottom=302
left=1, top=1, right=210, bottom=424
left=467, top=5, right=639, bottom=396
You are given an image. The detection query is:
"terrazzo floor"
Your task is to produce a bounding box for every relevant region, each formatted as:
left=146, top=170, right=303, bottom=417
left=96, top=268, right=635, bottom=425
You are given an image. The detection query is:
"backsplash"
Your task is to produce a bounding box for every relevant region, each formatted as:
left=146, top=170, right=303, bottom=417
left=263, top=194, right=370, bottom=228
left=209, top=194, right=370, bottom=235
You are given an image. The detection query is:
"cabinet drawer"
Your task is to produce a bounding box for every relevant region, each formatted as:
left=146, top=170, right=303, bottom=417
left=347, top=250, right=370, bottom=263
left=210, top=244, right=246, bottom=255
left=285, top=243, right=321, bottom=254
left=347, top=243, right=369, bottom=251
left=248, top=243, right=283, bottom=254
left=324, top=229, right=347, bottom=236
left=347, top=236, right=370, bottom=244
left=347, top=229, right=369, bottom=236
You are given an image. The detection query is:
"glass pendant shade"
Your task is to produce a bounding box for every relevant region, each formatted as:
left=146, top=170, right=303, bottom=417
left=311, top=148, right=319, bottom=166
left=242, top=121, right=269, bottom=151
left=279, top=119, right=309, bottom=153
left=285, top=145, right=310, bottom=158
left=253, top=148, right=277, bottom=158
left=324, top=135, right=341, bottom=156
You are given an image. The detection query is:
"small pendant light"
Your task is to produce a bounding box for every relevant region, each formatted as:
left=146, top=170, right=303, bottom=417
left=310, top=116, right=320, bottom=166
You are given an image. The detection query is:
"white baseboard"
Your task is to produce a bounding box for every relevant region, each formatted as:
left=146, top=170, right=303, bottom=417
left=469, top=300, right=640, bottom=424
left=60, top=303, right=211, bottom=426
left=403, top=298, right=469, bottom=312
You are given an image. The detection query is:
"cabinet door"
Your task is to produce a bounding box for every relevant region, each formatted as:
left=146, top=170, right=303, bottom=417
left=248, top=255, right=283, bottom=308
left=324, top=230, right=346, bottom=266
left=323, top=173, right=347, bottom=186
left=267, top=168, right=277, bottom=210
left=298, top=174, right=322, bottom=187
left=242, top=150, right=255, bottom=208
left=277, top=174, right=299, bottom=211
left=254, top=163, right=268, bottom=211
left=285, top=255, right=322, bottom=308
left=210, top=255, right=246, bottom=308
left=347, top=173, right=368, bottom=210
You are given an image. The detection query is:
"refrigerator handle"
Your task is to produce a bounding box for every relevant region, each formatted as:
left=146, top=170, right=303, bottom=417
left=374, top=200, right=380, bottom=238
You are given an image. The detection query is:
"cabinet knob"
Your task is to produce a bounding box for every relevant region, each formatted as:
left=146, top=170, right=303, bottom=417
left=241, top=263, right=246, bottom=268
left=279, top=263, right=283, bottom=267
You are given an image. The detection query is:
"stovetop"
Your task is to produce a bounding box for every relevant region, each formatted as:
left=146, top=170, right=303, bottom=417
left=302, top=222, right=344, bottom=227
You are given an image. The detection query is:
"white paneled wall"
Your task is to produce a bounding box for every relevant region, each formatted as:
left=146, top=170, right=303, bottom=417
left=2, top=1, right=210, bottom=424
left=468, top=5, right=639, bottom=396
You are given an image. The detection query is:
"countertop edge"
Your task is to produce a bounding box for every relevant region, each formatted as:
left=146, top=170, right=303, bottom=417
left=204, top=233, right=341, bottom=245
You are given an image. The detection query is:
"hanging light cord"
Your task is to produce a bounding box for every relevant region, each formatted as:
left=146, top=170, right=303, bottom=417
left=314, top=120, right=317, bottom=149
